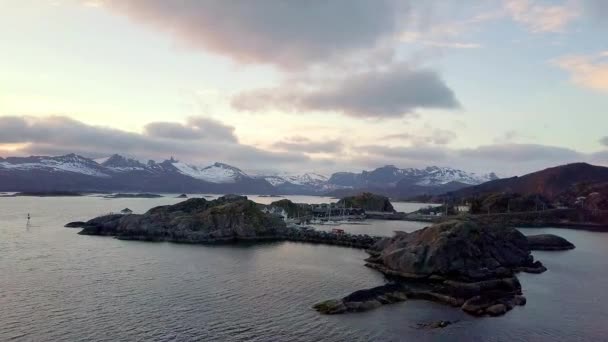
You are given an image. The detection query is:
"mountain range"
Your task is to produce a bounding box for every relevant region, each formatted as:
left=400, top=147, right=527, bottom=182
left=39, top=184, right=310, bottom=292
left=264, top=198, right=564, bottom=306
left=0, top=153, right=496, bottom=196
left=444, top=162, right=608, bottom=201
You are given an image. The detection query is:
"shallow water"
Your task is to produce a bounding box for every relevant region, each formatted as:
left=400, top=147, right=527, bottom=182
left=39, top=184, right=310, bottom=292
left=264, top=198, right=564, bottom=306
left=1, top=195, right=607, bottom=341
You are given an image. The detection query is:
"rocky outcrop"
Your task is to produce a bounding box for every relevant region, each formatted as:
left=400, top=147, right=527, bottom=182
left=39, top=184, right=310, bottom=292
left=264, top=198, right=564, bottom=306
left=415, top=320, right=457, bottom=329
left=104, top=193, right=163, bottom=198
left=316, top=219, right=552, bottom=317
left=76, top=195, right=382, bottom=248
left=314, top=283, right=407, bottom=314
left=337, top=192, right=395, bottom=213
left=268, top=199, right=312, bottom=218
left=527, top=234, right=575, bottom=250
left=176, top=194, right=188, bottom=198
left=366, top=220, right=542, bottom=281
left=79, top=195, right=288, bottom=242
left=64, top=221, right=86, bottom=228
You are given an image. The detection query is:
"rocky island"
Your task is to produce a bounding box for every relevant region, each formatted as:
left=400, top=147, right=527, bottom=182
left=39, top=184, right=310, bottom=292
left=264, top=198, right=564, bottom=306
left=104, top=193, right=163, bottom=199
left=72, top=195, right=575, bottom=318
left=75, top=195, right=379, bottom=248
left=315, top=219, right=572, bottom=317
left=337, top=192, right=395, bottom=213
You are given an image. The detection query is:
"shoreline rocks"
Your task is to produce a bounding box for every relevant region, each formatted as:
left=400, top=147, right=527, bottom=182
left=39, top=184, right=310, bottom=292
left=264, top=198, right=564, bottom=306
left=103, top=193, right=163, bottom=199
left=526, top=234, right=575, bottom=250
left=64, top=221, right=86, bottom=228
left=72, top=198, right=575, bottom=319
left=315, top=219, right=551, bottom=317
left=75, top=194, right=382, bottom=248
left=337, top=192, right=396, bottom=213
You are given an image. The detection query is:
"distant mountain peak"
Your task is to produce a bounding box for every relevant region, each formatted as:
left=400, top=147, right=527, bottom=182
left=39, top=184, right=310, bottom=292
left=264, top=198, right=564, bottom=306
left=101, top=154, right=145, bottom=169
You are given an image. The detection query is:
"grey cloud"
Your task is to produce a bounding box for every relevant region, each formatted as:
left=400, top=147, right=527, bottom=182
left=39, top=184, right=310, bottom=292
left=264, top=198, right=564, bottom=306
left=144, top=117, right=237, bottom=142
left=459, top=144, right=583, bottom=163
left=0, top=116, right=305, bottom=169
left=351, top=143, right=597, bottom=176
left=600, top=136, right=608, bottom=147
left=1, top=116, right=603, bottom=176
left=584, top=0, right=608, bottom=21
left=272, top=136, right=343, bottom=153
left=99, top=0, right=406, bottom=68
left=361, top=145, right=449, bottom=161
left=232, top=65, right=460, bottom=118
left=381, top=128, right=456, bottom=145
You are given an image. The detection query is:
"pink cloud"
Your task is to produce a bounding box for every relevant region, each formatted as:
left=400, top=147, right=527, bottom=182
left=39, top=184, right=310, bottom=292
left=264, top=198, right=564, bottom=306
left=553, top=52, right=608, bottom=92
left=504, top=0, right=579, bottom=32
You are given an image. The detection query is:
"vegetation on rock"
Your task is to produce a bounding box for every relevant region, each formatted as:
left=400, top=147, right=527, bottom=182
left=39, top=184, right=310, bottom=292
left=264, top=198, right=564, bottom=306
left=337, top=192, right=395, bottom=212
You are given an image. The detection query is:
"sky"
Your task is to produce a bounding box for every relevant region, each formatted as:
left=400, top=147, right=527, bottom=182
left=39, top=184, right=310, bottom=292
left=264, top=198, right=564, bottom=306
left=1, top=0, right=607, bottom=176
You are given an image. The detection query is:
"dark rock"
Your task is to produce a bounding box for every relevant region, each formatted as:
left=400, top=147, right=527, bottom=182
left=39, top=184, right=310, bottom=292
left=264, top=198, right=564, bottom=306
left=527, top=234, right=575, bottom=250
left=313, top=300, right=347, bottom=314
left=64, top=221, right=86, bottom=228
left=367, top=219, right=540, bottom=281
left=78, top=195, right=288, bottom=242
left=318, top=219, right=543, bottom=317
left=485, top=303, right=508, bottom=316
left=314, top=283, right=408, bottom=315
left=337, top=192, right=395, bottom=213
left=176, top=194, right=188, bottom=198
left=416, top=320, right=456, bottom=329
left=104, top=193, right=163, bottom=199
left=14, top=191, right=83, bottom=197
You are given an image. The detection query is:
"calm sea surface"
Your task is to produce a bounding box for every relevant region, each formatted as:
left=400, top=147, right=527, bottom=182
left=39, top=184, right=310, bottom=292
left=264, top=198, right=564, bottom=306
left=1, top=195, right=608, bottom=341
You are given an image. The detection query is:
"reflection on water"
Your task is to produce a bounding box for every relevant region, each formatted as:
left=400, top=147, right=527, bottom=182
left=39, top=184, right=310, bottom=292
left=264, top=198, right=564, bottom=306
left=1, top=195, right=607, bottom=341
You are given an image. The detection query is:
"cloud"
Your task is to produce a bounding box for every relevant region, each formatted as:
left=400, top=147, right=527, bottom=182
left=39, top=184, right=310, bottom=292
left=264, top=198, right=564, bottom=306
left=1, top=116, right=603, bottom=177
left=272, top=136, right=343, bottom=154
left=362, top=144, right=449, bottom=162
left=601, top=136, right=608, bottom=147
left=0, top=116, right=306, bottom=170
left=96, top=0, right=406, bottom=69
left=583, top=0, right=608, bottom=21
left=552, top=52, right=608, bottom=92
left=349, top=143, right=594, bottom=176
left=459, top=143, right=583, bottom=162
left=504, top=0, right=580, bottom=32
left=232, top=64, right=460, bottom=118
left=381, top=128, right=457, bottom=145
left=423, top=41, right=481, bottom=49
left=492, top=130, right=535, bottom=144
left=144, top=117, right=237, bottom=142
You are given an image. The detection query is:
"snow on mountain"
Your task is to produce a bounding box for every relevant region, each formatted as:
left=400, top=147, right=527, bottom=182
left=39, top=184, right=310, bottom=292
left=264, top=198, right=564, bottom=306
left=328, top=165, right=498, bottom=189
left=101, top=154, right=149, bottom=172
left=171, top=162, right=248, bottom=184
left=414, top=166, right=497, bottom=186
left=263, top=175, right=288, bottom=187
left=0, top=152, right=498, bottom=195
left=259, top=172, right=329, bottom=187
left=0, top=154, right=110, bottom=177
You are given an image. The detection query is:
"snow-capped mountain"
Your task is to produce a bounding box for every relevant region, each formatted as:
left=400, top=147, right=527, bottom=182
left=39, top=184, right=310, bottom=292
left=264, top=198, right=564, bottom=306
left=260, top=172, right=328, bottom=187
left=0, top=153, right=498, bottom=197
left=256, top=172, right=335, bottom=195
left=0, top=154, right=110, bottom=177
left=413, top=166, right=497, bottom=186
left=0, top=154, right=274, bottom=193
left=171, top=162, right=248, bottom=184
left=325, top=165, right=498, bottom=198
left=101, top=154, right=149, bottom=172
left=328, top=165, right=496, bottom=188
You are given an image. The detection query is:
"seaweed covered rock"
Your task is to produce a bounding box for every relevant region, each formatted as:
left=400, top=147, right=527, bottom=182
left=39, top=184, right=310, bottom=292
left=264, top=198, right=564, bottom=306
left=337, top=192, right=395, bottom=213
left=78, top=195, right=288, bottom=242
